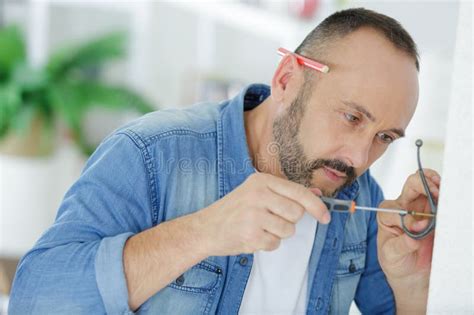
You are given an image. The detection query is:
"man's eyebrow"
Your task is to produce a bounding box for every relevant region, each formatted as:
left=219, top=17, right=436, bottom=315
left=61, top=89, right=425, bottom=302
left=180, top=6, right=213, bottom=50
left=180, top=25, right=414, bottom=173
left=342, top=100, right=376, bottom=122
left=342, top=100, right=405, bottom=138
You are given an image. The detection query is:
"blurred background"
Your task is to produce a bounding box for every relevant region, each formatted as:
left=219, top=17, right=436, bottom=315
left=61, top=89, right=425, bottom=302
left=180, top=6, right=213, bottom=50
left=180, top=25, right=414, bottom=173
left=0, top=0, right=466, bottom=313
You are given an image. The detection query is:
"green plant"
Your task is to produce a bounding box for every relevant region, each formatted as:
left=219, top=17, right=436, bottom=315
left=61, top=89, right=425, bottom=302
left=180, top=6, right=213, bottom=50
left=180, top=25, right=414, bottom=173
left=0, top=26, right=154, bottom=156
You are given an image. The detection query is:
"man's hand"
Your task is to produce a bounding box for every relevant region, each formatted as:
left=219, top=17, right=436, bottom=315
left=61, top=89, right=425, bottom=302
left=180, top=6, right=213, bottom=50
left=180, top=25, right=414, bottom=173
left=124, top=172, right=329, bottom=310
left=377, top=168, right=441, bottom=314
left=198, top=172, right=331, bottom=256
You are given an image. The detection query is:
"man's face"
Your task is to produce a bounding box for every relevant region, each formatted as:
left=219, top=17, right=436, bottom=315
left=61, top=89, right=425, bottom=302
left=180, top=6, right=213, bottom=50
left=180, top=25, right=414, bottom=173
left=272, top=28, right=419, bottom=196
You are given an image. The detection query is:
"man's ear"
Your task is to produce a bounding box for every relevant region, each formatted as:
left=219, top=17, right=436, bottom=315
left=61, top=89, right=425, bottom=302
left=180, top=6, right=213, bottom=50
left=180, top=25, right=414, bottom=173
left=271, top=53, right=305, bottom=104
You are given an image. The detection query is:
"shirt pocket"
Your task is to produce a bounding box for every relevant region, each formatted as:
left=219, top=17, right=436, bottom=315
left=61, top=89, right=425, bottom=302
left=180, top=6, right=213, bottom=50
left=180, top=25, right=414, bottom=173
left=168, top=260, right=223, bottom=293
left=329, top=241, right=367, bottom=315
left=336, top=241, right=367, bottom=277
left=142, top=259, right=224, bottom=315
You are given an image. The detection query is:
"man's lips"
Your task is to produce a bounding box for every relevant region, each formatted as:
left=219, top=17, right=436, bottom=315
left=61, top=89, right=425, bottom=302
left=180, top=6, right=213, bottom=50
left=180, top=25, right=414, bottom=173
left=323, top=166, right=347, bottom=179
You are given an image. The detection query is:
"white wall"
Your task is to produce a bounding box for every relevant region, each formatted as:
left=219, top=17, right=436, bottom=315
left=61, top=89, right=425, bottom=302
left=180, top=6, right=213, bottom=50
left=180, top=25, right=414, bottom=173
left=427, top=1, right=473, bottom=312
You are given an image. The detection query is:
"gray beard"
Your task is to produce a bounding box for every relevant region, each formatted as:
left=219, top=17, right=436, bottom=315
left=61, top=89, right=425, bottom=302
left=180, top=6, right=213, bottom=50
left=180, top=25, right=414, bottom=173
left=271, top=88, right=356, bottom=197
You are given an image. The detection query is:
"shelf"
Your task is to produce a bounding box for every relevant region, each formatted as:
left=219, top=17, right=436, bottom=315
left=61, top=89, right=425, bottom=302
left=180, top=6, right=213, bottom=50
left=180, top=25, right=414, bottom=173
left=163, top=1, right=313, bottom=44
left=30, top=0, right=133, bottom=12
left=32, top=0, right=315, bottom=44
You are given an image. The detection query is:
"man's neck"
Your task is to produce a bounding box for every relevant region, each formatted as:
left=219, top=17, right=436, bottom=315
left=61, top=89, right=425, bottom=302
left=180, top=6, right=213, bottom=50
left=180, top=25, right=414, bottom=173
left=243, top=98, right=285, bottom=178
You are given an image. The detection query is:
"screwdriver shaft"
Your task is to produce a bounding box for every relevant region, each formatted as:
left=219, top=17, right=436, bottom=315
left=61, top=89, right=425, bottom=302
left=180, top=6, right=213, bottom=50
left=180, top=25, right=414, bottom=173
left=319, top=196, right=436, bottom=218
left=354, top=205, right=435, bottom=218
left=355, top=205, right=406, bottom=215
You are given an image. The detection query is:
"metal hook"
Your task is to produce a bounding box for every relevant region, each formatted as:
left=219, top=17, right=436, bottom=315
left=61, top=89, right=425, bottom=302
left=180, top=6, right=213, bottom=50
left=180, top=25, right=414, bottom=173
left=400, top=139, right=437, bottom=240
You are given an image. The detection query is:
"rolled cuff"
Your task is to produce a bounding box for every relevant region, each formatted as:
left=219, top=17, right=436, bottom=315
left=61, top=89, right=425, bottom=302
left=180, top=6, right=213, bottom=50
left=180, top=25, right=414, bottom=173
left=95, top=232, right=135, bottom=315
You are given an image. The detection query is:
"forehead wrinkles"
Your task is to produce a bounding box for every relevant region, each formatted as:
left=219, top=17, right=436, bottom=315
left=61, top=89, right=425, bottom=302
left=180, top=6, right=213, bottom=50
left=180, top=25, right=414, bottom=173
left=318, top=66, right=414, bottom=121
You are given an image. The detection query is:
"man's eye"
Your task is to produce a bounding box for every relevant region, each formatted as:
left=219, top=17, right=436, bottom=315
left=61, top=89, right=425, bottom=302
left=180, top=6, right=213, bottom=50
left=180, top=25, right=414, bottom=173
left=344, top=113, right=360, bottom=123
left=377, top=132, right=395, bottom=144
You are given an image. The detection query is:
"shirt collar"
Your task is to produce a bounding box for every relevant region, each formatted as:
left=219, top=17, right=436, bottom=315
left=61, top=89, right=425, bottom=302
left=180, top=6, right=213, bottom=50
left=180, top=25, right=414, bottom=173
left=217, top=83, right=360, bottom=200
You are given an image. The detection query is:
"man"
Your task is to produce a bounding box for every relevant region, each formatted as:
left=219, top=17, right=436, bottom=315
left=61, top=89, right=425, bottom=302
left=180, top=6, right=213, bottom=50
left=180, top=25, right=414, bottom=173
left=10, top=8, right=440, bottom=315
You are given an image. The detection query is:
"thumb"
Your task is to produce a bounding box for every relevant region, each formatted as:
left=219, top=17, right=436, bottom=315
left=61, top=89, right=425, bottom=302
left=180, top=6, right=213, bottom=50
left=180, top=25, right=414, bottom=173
left=310, top=187, right=322, bottom=196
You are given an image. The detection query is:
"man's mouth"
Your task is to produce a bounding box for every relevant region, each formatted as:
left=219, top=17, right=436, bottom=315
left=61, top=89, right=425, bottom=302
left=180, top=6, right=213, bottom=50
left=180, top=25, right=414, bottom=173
left=323, top=166, right=347, bottom=182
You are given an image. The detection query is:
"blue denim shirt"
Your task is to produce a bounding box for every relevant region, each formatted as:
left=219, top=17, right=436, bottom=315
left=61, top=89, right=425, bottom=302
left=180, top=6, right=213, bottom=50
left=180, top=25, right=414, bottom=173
left=10, top=84, right=395, bottom=314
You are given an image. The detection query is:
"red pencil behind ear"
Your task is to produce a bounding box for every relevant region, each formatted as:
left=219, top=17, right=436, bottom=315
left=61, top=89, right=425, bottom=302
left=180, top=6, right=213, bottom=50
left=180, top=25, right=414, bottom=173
left=277, top=47, right=330, bottom=73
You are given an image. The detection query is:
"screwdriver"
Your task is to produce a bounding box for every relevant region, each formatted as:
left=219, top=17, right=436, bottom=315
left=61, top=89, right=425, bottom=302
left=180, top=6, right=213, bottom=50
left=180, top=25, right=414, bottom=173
left=320, top=197, right=435, bottom=218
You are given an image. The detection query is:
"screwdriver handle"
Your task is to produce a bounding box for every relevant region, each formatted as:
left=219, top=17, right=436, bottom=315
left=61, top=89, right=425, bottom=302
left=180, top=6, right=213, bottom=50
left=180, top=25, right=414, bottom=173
left=320, top=197, right=356, bottom=213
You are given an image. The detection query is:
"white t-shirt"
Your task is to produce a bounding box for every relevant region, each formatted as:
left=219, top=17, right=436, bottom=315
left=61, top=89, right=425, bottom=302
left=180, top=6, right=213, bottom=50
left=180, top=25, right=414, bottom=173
left=239, top=212, right=318, bottom=315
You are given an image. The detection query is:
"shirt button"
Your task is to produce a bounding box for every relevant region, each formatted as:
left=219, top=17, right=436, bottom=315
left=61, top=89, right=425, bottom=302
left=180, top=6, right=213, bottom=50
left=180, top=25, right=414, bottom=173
left=349, top=261, right=357, bottom=273
left=315, top=297, right=322, bottom=310
left=175, top=275, right=185, bottom=286
left=239, top=257, right=248, bottom=266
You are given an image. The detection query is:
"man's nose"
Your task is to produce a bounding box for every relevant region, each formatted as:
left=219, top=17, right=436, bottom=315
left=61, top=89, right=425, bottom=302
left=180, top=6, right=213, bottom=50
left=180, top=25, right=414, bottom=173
left=343, top=135, right=372, bottom=169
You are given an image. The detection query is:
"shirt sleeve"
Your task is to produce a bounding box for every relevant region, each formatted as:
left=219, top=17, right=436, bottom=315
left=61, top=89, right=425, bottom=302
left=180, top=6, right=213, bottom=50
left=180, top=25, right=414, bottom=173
left=354, top=173, right=396, bottom=314
left=9, top=131, right=155, bottom=314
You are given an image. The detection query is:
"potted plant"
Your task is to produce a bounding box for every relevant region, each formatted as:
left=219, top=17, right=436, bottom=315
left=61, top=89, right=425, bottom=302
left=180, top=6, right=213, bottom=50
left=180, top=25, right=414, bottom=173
left=0, top=26, right=155, bottom=261
left=0, top=25, right=153, bottom=157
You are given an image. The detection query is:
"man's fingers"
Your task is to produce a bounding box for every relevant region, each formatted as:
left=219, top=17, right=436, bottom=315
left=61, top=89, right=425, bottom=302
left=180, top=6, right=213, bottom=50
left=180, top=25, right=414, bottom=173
left=378, top=200, right=432, bottom=231
left=263, top=191, right=305, bottom=223
left=402, top=216, right=431, bottom=233
left=377, top=200, right=404, bottom=227
left=260, top=230, right=281, bottom=251
left=406, top=176, right=439, bottom=199
left=400, top=168, right=441, bottom=204
left=411, top=219, right=430, bottom=232
left=261, top=210, right=296, bottom=239
left=377, top=211, right=404, bottom=237
left=309, top=187, right=322, bottom=196
left=418, top=168, right=441, bottom=182
left=429, top=173, right=441, bottom=185
left=377, top=210, right=400, bottom=227
left=265, top=174, right=330, bottom=224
